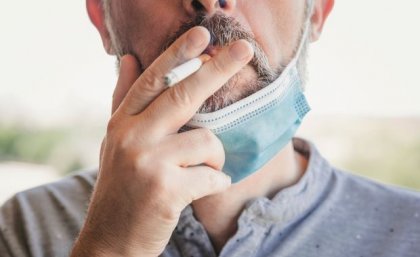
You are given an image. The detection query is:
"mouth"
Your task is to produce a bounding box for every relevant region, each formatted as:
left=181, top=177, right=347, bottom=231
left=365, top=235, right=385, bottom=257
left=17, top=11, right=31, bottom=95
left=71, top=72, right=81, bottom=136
left=203, top=45, right=223, bottom=57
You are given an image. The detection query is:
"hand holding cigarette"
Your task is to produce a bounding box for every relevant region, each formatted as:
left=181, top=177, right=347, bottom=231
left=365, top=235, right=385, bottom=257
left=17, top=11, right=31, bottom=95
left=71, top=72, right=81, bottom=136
left=71, top=26, right=253, bottom=257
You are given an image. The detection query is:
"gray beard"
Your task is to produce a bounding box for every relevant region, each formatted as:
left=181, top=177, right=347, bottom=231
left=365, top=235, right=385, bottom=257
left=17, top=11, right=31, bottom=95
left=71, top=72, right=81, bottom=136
left=167, top=13, right=279, bottom=113
left=176, top=14, right=310, bottom=113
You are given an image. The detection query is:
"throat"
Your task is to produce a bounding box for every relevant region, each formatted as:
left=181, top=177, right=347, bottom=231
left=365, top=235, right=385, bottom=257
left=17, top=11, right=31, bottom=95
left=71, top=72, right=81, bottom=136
left=191, top=142, right=308, bottom=253
left=192, top=193, right=243, bottom=254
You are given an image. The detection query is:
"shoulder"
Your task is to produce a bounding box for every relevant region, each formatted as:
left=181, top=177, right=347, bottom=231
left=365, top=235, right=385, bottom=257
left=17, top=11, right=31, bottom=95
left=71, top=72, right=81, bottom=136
left=296, top=137, right=420, bottom=210
left=1, top=169, right=97, bottom=221
left=333, top=167, right=420, bottom=210
left=325, top=166, right=420, bottom=247
left=298, top=138, right=420, bottom=254
left=298, top=137, right=420, bottom=232
left=0, top=169, right=97, bottom=257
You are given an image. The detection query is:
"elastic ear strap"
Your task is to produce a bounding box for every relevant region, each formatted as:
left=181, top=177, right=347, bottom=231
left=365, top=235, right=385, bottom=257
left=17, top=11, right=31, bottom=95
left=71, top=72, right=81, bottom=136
left=294, top=0, right=315, bottom=60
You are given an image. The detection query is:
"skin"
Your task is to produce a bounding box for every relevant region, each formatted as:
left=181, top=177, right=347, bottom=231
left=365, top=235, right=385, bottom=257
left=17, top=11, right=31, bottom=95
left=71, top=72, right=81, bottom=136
left=72, top=0, right=334, bottom=256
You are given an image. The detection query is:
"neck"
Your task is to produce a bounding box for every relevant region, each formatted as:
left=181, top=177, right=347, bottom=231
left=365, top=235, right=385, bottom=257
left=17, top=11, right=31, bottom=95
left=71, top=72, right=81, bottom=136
left=191, top=142, right=308, bottom=253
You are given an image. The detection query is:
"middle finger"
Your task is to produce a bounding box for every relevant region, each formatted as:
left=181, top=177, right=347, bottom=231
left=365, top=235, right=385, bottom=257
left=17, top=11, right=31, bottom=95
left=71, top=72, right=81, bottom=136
left=143, top=39, right=254, bottom=136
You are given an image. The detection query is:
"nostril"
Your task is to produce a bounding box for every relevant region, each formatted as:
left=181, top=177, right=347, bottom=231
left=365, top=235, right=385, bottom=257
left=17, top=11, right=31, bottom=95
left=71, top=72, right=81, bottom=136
left=219, top=0, right=227, bottom=8
left=191, top=0, right=205, bottom=12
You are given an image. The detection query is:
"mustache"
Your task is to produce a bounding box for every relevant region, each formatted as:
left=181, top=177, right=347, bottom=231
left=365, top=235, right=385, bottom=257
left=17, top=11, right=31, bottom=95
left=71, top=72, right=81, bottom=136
left=162, top=12, right=275, bottom=82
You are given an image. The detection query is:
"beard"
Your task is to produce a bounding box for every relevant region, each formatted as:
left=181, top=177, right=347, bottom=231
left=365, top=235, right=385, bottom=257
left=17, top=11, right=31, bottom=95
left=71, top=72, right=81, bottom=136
left=107, top=12, right=309, bottom=113
left=162, top=13, right=282, bottom=113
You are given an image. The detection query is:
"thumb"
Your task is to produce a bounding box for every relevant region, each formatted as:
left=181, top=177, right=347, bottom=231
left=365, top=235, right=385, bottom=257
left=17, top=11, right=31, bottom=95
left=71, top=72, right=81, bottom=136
left=112, top=55, right=141, bottom=114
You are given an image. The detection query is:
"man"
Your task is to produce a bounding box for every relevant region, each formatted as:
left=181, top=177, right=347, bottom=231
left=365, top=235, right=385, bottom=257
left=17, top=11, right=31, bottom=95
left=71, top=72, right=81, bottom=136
left=1, top=0, right=419, bottom=256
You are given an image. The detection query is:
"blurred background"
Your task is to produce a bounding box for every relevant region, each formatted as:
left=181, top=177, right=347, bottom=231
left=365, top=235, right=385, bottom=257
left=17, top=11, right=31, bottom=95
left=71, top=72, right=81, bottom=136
left=0, top=0, right=419, bottom=204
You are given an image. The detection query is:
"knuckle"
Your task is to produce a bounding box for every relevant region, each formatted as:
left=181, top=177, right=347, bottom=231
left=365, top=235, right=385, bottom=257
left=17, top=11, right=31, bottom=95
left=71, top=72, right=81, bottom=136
left=106, top=119, right=144, bottom=159
left=106, top=116, right=120, bottom=134
left=198, top=128, right=216, bottom=145
left=134, top=149, right=153, bottom=171
left=198, top=129, right=225, bottom=169
left=146, top=169, right=181, bottom=221
left=168, top=86, right=193, bottom=107
left=161, top=204, right=181, bottom=221
left=199, top=129, right=223, bottom=153
left=157, top=201, right=180, bottom=222
left=171, top=42, right=185, bottom=61
left=206, top=172, right=220, bottom=191
left=149, top=168, right=174, bottom=199
left=121, top=134, right=141, bottom=155
left=140, top=69, right=163, bottom=93
left=106, top=120, right=130, bottom=151
left=211, top=59, right=228, bottom=75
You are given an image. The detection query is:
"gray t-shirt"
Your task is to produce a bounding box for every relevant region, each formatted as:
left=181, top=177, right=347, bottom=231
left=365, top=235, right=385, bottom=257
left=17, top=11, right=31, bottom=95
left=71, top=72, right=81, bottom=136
left=1, top=138, right=419, bottom=257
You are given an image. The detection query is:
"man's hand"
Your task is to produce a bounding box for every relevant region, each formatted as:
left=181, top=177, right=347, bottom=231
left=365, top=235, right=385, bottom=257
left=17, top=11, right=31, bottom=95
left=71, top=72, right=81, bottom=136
left=70, top=26, right=254, bottom=257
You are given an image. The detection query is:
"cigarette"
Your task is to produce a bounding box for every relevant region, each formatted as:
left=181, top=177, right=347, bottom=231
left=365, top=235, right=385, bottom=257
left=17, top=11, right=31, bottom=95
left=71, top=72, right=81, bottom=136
left=164, top=55, right=211, bottom=87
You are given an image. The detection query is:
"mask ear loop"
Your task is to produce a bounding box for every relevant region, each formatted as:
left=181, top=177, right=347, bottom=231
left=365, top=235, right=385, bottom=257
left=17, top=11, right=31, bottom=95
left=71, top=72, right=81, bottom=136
left=294, top=1, right=314, bottom=62
left=289, top=0, right=315, bottom=91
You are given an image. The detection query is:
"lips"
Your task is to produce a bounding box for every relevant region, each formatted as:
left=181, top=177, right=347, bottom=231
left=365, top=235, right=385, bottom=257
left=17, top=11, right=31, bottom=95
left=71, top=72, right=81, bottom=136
left=203, top=45, right=222, bottom=57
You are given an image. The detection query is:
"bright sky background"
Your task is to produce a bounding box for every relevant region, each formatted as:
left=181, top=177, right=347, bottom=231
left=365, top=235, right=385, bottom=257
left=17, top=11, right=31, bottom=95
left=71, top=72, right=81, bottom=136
left=0, top=0, right=419, bottom=128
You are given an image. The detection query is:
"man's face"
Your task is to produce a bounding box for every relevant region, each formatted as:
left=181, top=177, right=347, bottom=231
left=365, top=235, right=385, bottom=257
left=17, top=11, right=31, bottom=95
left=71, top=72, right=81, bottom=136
left=106, top=0, right=308, bottom=112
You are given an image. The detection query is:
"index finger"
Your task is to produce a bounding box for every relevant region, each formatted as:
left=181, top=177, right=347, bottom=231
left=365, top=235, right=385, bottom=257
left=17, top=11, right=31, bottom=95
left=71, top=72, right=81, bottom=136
left=119, top=26, right=211, bottom=116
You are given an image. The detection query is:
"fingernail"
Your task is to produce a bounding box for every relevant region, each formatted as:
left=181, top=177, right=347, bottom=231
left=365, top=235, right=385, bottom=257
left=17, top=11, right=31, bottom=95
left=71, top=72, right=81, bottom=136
left=229, top=41, right=253, bottom=61
left=187, top=28, right=208, bottom=48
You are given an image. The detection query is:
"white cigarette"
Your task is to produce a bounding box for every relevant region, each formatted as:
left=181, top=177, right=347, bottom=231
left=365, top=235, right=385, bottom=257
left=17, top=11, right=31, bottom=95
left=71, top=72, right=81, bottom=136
left=164, top=55, right=210, bottom=87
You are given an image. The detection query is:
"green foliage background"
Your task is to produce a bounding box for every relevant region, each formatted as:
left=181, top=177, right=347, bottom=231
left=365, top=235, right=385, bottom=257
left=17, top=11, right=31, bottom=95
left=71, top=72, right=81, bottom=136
left=1, top=116, right=419, bottom=190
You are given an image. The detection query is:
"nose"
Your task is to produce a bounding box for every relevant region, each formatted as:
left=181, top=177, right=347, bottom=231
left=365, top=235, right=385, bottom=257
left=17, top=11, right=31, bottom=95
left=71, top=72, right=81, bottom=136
left=183, top=0, right=236, bottom=16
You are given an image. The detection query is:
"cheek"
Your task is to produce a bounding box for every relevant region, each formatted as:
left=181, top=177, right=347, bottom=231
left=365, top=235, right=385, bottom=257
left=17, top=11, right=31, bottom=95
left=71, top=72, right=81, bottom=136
left=116, top=1, right=184, bottom=68
left=272, top=1, right=306, bottom=51
left=239, top=0, right=305, bottom=68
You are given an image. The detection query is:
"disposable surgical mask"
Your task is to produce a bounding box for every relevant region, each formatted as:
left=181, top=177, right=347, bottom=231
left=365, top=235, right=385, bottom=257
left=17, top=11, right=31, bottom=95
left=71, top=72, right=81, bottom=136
left=184, top=7, right=312, bottom=183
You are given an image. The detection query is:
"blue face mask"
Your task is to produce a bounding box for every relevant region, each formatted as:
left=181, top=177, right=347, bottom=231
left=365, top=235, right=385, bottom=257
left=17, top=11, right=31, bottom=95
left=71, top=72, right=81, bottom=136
left=185, top=10, right=312, bottom=183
